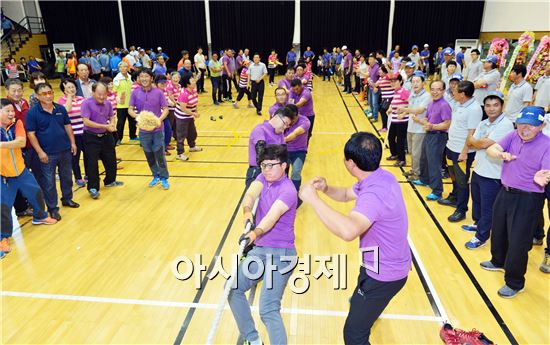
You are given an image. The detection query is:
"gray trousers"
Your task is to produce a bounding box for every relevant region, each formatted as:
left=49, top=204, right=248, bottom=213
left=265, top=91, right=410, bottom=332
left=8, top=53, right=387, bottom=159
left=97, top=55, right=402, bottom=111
left=407, top=132, right=426, bottom=177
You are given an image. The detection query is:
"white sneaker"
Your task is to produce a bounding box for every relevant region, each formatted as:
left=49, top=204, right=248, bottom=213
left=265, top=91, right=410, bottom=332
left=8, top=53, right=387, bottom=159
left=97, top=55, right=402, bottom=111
left=176, top=154, right=189, bottom=161
left=189, top=146, right=203, bottom=152
left=233, top=102, right=238, bottom=109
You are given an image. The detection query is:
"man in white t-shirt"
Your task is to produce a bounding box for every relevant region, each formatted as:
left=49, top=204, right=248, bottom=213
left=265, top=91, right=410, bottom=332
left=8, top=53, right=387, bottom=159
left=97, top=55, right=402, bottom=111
left=194, top=47, right=207, bottom=94
left=503, top=64, right=533, bottom=122
left=464, top=49, right=482, bottom=81
left=533, top=60, right=550, bottom=109
left=473, top=55, right=501, bottom=108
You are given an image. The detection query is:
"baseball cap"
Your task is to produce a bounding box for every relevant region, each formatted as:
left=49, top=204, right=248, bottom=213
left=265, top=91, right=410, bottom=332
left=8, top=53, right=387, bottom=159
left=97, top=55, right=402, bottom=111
left=424, top=44, right=429, bottom=48
left=101, top=48, right=107, bottom=53
left=443, top=48, right=454, bottom=55
left=157, top=46, right=162, bottom=51
left=413, top=70, right=426, bottom=79
left=515, top=106, right=545, bottom=126
left=482, top=55, right=498, bottom=64
left=483, top=91, right=505, bottom=103
left=412, top=45, right=418, bottom=50
left=449, top=73, right=463, bottom=81
left=405, top=61, right=416, bottom=68
left=341, top=45, right=348, bottom=50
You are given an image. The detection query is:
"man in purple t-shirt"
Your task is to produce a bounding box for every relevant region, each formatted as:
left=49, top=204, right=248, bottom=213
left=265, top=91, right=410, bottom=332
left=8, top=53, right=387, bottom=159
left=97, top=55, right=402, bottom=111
left=128, top=68, right=170, bottom=189
left=229, top=144, right=298, bottom=345
left=412, top=80, right=452, bottom=200
left=277, top=67, right=295, bottom=93
left=283, top=104, right=310, bottom=197
left=269, top=87, right=288, bottom=118
left=81, top=82, right=123, bottom=199
left=288, top=79, right=315, bottom=141
left=221, top=49, right=234, bottom=101
left=342, top=46, right=353, bottom=93
left=300, top=132, right=410, bottom=344
left=246, top=107, right=296, bottom=186
left=367, top=54, right=381, bottom=121
left=481, top=106, right=550, bottom=298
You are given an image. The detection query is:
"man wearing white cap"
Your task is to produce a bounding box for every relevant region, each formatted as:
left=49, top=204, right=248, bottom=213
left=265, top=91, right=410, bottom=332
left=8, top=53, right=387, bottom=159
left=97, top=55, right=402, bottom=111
left=420, top=44, right=431, bottom=75
left=157, top=47, right=169, bottom=64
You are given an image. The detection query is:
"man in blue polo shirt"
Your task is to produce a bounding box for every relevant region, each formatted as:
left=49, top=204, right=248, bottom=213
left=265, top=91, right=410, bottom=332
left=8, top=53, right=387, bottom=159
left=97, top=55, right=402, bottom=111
left=286, top=47, right=297, bottom=68
left=25, top=83, right=79, bottom=221
left=303, top=46, right=315, bottom=63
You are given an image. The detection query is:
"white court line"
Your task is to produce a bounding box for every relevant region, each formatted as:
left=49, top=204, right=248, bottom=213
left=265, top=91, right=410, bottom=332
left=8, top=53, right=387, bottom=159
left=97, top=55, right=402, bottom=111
left=1, top=291, right=443, bottom=322
left=200, top=130, right=353, bottom=135
left=408, top=235, right=450, bottom=323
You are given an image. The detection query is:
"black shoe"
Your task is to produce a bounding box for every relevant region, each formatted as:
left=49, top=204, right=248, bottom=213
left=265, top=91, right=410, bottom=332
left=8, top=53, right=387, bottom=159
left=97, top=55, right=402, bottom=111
left=386, top=155, right=398, bottom=161
left=437, top=197, right=457, bottom=207
left=448, top=211, right=466, bottom=223
left=257, top=110, right=262, bottom=116
left=62, top=200, right=80, bottom=208
left=50, top=210, right=62, bottom=221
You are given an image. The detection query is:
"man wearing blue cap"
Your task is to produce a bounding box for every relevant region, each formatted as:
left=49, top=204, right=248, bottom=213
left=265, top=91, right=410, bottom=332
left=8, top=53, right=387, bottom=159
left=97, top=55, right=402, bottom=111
left=402, top=61, right=416, bottom=92
left=440, top=48, right=461, bottom=82
left=444, top=73, right=463, bottom=112
left=503, top=65, right=532, bottom=122
left=463, top=91, right=514, bottom=249
left=408, top=45, right=421, bottom=71
left=439, top=81, right=482, bottom=222
left=481, top=106, right=550, bottom=298
left=473, top=55, right=501, bottom=110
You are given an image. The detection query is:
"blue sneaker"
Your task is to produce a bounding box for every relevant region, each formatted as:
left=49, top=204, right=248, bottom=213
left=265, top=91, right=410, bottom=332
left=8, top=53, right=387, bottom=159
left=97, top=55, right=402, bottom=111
left=149, top=177, right=160, bottom=187
left=461, top=224, right=478, bottom=232
left=0, top=251, right=5, bottom=259
left=161, top=179, right=170, bottom=190
left=105, top=181, right=124, bottom=187
left=412, top=179, right=427, bottom=186
left=426, top=193, right=441, bottom=201
left=130, top=137, right=140, bottom=141
left=75, top=179, right=86, bottom=187
left=465, top=237, right=486, bottom=250
left=89, top=189, right=100, bottom=199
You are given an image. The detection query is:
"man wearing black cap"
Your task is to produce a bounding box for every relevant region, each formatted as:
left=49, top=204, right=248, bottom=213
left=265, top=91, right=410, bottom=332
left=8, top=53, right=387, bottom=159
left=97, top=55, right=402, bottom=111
left=481, top=106, right=550, bottom=298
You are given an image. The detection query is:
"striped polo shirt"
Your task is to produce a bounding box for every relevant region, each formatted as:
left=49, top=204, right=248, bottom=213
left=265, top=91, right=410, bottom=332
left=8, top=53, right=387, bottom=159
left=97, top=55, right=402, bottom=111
left=166, top=81, right=182, bottom=111
left=107, top=91, right=117, bottom=115
left=390, top=87, right=410, bottom=123
left=58, top=95, right=85, bottom=135
left=175, top=87, right=198, bottom=120
left=378, top=75, right=394, bottom=99
left=239, top=67, right=249, bottom=88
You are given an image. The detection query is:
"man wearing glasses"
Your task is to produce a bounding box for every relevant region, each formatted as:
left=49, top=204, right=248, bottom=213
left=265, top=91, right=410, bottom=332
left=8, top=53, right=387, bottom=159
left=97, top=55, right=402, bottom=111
left=412, top=80, right=453, bottom=201
left=25, top=83, right=79, bottom=221
left=246, top=107, right=296, bottom=186
left=230, top=144, right=298, bottom=345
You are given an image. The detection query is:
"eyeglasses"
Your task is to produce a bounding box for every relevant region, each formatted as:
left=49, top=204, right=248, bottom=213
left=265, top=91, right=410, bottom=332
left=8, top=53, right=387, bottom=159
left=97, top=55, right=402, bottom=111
left=39, top=91, right=53, bottom=96
left=277, top=115, right=291, bottom=128
left=260, top=162, right=282, bottom=170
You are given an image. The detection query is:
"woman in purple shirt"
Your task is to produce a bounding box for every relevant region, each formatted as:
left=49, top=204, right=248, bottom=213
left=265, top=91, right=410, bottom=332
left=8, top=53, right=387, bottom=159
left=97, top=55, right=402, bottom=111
left=229, top=144, right=298, bottom=345
left=300, top=132, right=410, bottom=344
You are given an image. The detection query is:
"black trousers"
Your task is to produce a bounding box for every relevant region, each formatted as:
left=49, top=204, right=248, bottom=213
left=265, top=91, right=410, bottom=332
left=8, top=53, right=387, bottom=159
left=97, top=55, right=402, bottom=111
left=236, top=86, right=254, bottom=103
left=354, top=75, right=361, bottom=93
left=175, top=118, right=198, bottom=155
left=197, top=68, right=206, bottom=92
left=344, top=267, right=407, bottom=345
left=344, top=72, right=352, bottom=93
left=490, top=188, right=546, bottom=290
left=72, top=134, right=87, bottom=180
left=388, top=122, right=408, bottom=162
left=251, top=80, right=265, bottom=111
left=222, top=74, right=233, bottom=100
left=116, top=107, right=137, bottom=140
left=268, top=67, right=276, bottom=84
left=83, top=132, right=117, bottom=191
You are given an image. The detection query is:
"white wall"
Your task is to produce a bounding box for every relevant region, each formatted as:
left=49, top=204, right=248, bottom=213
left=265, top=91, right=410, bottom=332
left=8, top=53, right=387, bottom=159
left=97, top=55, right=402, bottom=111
left=481, top=0, right=550, bottom=32
left=2, top=0, right=26, bottom=24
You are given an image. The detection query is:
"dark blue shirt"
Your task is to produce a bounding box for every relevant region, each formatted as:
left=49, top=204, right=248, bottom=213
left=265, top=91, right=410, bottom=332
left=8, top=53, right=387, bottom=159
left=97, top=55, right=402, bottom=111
left=336, top=52, right=343, bottom=64
left=303, top=50, right=314, bottom=59
left=28, top=60, right=40, bottom=73
left=110, top=54, right=121, bottom=72
left=25, top=103, right=71, bottom=154
left=456, top=51, right=465, bottom=67
left=287, top=51, right=296, bottom=63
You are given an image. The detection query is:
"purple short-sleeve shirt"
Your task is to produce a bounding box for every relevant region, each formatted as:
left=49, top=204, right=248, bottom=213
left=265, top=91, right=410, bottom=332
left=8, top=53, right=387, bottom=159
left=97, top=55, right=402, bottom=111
left=80, top=97, right=113, bottom=134
left=253, top=174, right=297, bottom=248
left=498, top=131, right=550, bottom=193
left=426, top=97, right=452, bottom=131
left=248, top=121, right=284, bottom=166
left=352, top=168, right=411, bottom=282
left=129, top=87, right=167, bottom=133
left=285, top=115, right=311, bottom=152
left=288, top=88, right=314, bottom=117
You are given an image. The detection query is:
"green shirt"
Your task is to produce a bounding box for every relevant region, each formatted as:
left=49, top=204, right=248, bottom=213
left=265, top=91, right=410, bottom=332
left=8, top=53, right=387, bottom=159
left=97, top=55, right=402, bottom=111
left=113, top=73, right=133, bottom=108
left=55, top=56, right=65, bottom=73
left=209, top=60, right=222, bottom=77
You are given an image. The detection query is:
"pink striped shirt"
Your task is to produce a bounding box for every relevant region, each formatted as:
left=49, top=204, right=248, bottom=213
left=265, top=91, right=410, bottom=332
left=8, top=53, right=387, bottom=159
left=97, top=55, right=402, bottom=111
left=175, top=87, right=198, bottom=120
left=58, top=95, right=86, bottom=135
left=107, top=91, right=117, bottom=115
left=390, top=87, right=410, bottom=123
left=377, top=75, right=394, bottom=99
left=239, top=67, right=249, bottom=88
left=166, top=81, right=182, bottom=110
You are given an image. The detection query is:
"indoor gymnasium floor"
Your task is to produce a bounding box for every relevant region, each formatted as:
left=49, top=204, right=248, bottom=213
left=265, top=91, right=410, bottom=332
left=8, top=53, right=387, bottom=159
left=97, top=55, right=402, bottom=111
left=1, top=76, right=548, bottom=344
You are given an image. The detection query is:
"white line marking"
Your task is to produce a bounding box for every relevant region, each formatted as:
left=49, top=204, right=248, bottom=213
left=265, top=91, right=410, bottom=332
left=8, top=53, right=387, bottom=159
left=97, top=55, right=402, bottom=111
left=408, top=235, right=450, bottom=322
left=1, top=291, right=443, bottom=322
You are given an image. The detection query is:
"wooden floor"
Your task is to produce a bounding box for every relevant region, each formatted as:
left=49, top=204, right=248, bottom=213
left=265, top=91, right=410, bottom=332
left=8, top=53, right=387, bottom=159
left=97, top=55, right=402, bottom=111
left=1, top=78, right=549, bottom=344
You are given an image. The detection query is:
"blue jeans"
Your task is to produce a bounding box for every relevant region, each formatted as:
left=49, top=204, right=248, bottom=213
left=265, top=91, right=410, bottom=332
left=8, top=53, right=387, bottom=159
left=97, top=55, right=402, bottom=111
left=419, top=132, right=447, bottom=196
left=36, top=150, right=73, bottom=212
left=446, top=150, right=475, bottom=213
left=289, top=151, right=307, bottom=191
left=470, top=172, right=502, bottom=243
left=139, top=130, right=169, bottom=179
left=228, top=246, right=297, bottom=344
left=1, top=168, right=48, bottom=238
left=163, top=118, right=172, bottom=147
left=368, top=88, right=380, bottom=120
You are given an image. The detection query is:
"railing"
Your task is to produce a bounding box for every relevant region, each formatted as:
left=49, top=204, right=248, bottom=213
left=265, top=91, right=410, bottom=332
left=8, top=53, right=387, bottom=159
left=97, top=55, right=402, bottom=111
left=18, top=16, right=45, bottom=34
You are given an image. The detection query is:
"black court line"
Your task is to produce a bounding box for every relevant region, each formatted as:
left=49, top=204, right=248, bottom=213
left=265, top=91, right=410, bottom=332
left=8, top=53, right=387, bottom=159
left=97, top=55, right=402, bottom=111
left=349, top=93, right=518, bottom=344
left=120, top=143, right=247, bottom=148
left=120, top=159, right=248, bottom=164
left=116, top=173, right=245, bottom=180
left=199, top=135, right=249, bottom=139
left=174, top=186, right=248, bottom=345
left=334, top=79, right=445, bottom=321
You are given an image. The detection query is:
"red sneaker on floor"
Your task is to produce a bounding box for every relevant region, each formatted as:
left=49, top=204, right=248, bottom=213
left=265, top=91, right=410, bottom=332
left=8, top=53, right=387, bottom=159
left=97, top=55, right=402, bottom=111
left=0, top=238, right=11, bottom=253
left=454, top=327, right=494, bottom=345
left=439, top=323, right=461, bottom=345
left=166, top=144, right=175, bottom=150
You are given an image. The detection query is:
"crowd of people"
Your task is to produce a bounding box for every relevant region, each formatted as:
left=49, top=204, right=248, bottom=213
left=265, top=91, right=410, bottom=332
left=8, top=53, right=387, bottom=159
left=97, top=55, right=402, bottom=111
left=1, top=40, right=550, bottom=344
